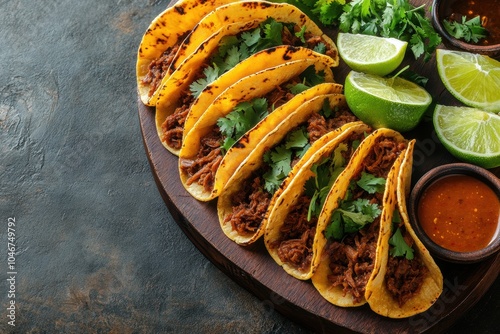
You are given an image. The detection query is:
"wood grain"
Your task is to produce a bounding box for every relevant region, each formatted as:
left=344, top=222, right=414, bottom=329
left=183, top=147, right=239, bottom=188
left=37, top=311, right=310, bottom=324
left=138, top=0, right=500, bottom=332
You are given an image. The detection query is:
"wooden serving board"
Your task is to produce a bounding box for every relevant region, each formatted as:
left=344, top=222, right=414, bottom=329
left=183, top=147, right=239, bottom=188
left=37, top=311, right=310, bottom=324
left=138, top=0, right=500, bottom=332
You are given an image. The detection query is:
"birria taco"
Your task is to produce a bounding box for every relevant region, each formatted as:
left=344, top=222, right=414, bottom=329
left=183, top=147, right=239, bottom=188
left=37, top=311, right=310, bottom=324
left=154, top=1, right=339, bottom=154
left=218, top=93, right=360, bottom=246
left=263, top=120, right=372, bottom=280
left=137, top=0, right=237, bottom=106
left=159, top=46, right=336, bottom=155
left=179, top=57, right=337, bottom=202
left=311, top=129, right=408, bottom=307
left=365, top=140, right=443, bottom=318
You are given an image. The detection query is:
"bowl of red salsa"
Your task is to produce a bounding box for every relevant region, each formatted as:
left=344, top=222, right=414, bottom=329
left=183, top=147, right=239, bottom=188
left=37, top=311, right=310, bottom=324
left=409, top=163, right=500, bottom=263
left=432, top=0, right=500, bottom=58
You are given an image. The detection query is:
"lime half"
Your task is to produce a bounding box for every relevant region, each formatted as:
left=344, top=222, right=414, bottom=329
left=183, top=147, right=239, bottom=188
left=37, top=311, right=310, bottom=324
left=433, top=105, right=500, bottom=168
left=345, top=71, right=432, bottom=132
left=436, top=49, right=500, bottom=113
left=337, top=33, right=407, bottom=76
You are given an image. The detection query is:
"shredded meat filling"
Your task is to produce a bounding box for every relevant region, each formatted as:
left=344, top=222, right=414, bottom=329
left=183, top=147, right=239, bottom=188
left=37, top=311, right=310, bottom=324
left=306, top=108, right=357, bottom=143
left=224, top=174, right=271, bottom=235
left=364, top=137, right=407, bottom=178
left=386, top=227, right=428, bottom=307
left=326, top=218, right=380, bottom=303
left=270, top=196, right=317, bottom=272
left=161, top=93, right=195, bottom=149
left=325, top=137, right=406, bottom=302
left=142, top=45, right=180, bottom=97
left=180, top=128, right=223, bottom=191
left=180, top=77, right=302, bottom=190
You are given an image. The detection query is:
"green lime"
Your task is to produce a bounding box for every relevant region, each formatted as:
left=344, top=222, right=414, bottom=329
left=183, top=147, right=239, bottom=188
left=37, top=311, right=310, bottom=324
left=337, top=33, right=407, bottom=76
left=433, top=104, right=500, bottom=169
left=344, top=71, right=432, bottom=132
left=436, top=49, right=500, bottom=113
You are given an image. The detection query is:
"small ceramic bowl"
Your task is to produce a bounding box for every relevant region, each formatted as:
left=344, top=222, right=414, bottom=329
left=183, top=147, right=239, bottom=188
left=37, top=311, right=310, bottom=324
left=432, top=0, right=500, bottom=58
left=409, top=163, right=500, bottom=263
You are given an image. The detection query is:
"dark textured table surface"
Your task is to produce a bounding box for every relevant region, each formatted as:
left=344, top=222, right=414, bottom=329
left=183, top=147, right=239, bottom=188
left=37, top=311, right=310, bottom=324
left=0, top=0, right=498, bottom=333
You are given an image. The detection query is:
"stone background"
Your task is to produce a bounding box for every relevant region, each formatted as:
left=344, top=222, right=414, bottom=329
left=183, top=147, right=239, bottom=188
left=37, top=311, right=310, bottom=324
left=0, top=0, right=498, bottom=333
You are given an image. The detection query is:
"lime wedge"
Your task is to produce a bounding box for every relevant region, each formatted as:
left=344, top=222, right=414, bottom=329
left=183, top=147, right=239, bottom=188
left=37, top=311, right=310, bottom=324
left=345, top=71, right=432, bottom=132
left=436, top=49, right=500, bottom=113
left=433, top=105, right=500, bottom=168
left=337, top=33, right=408, bottom=76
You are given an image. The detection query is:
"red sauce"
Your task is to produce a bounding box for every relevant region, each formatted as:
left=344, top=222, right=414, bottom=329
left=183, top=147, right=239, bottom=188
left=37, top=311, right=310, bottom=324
left=417, top=174, right=499, bottom=252
left=443, top=0, right=500, bottom=45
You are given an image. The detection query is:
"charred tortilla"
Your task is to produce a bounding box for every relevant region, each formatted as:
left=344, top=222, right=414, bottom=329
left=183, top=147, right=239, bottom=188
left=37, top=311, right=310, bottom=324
left=179, top=57, right=337, bottom=202
left=217, top=93, right=359, bottom=246
left=154, top=1, right=339, bottom=154
left=157, top=46, right=337, bottom=156
left=263, top=121, right=372, bottom=279
left=365, top=139, right=444, bottom=318
left=137, top=0, right=237, bottom=106
left=311, top=129, right=408, bottom=307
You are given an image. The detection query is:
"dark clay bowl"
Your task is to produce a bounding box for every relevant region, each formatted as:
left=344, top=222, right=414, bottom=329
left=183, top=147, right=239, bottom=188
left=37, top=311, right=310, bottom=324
left=432, top=0, right=500, bottom=58
left=409, top=163, right=500, bottom=263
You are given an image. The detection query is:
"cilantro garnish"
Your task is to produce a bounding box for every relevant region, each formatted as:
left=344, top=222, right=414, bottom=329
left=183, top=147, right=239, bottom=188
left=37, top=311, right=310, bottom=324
left=324, top=171, right=385, bottom=240
left=190, top=65, right=221, bottom=98
left=325, top=195, right=382, bottom=240
left=356, top=171, right=386, bottom=194
left=304, top=143, right=348, bottom=221
left=443, top=15, right=488, bottom=43
left=388, top=209, right=414, bottom=260
left=389, top=227, right=414, bottom=260
left=262, top=128, right=310, bottom=194
left=217, top=98, right=269, bottom=154
left=279, top=0, right=442, bottom=61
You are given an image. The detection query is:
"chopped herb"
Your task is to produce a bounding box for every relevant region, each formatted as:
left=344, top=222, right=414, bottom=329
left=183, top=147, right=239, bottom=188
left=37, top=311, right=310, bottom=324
left=325, top=193, right=382, bottom=240
left=389, top=227, right=414, bottom=260
left=295, top=25, right=308, bottom=43
left=190, top=64, right=220, bottom=98
left=305, top=143, right=348, bottom=220
left=443, top=15, right=488, bottom=43
left=276, top=0, right=441, bottom=61
left=217, top=98, right=269, bottom=153
left=356, top=171, right=386, bottom=194
left=263, top=128, right=310, bottom=194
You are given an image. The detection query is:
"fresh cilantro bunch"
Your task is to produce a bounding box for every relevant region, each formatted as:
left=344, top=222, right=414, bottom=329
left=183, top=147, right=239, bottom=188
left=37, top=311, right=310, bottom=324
left=217, top=98, right=269, bottom=153
left=262, top=128, right=311, bottom=194
left=304, top=143, right=348, bottom=221
left=324, top=171, right=386, bottom=240
left=443, top=15, right=487, bottom=44
left=388, top=210, right=414, bottom=259
left=278, top=0, right=442, bottom=61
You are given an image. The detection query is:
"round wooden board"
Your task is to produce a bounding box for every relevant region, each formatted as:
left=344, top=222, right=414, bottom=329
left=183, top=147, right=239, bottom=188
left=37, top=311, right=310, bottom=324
left=137, top=0, right=499, bottom=332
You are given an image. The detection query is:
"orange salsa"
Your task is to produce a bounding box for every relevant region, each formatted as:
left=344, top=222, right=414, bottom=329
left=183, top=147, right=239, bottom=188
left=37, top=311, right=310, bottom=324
left=417, top=174, right=499, bottom=252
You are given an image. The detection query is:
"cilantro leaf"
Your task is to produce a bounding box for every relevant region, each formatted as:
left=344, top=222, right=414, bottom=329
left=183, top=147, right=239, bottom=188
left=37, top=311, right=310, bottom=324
left=326, top=196, right=381, bottom=240
left=324, top=210, right=344, bottom=240
left=217, top=98, right=269, bottom=153
left=443, top=15, right=488, bottom=43
left=289, top=0, right=441, bottom=60
left=389, top=227, right=414, bottom=260
left=356, top=171, right=386, bottom=194
left=262, top=128, right=310, bottom=194
left=189, top=64, right=220, bottom=98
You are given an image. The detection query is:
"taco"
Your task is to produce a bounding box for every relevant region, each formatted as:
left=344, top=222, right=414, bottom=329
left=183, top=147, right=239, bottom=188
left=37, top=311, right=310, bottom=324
left=263, top=120, right=372, bottom=280
left=154, top=1, right=339, bottom=153
left=218, top=93, right=360, bottom=246
left=179, top=57, right=338, bottom=202
left=365, top=140, right=443, bottom=318
left=137, top=0, right=237, bottom=106
left=159, top=46, right=336, bottom=155
left=311, top=129, right=409, bottom=307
